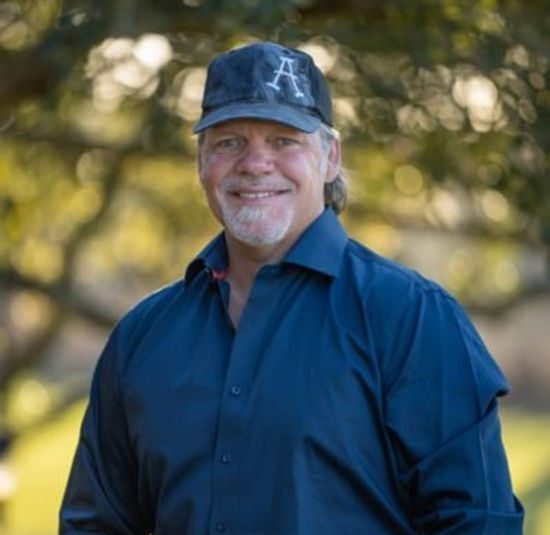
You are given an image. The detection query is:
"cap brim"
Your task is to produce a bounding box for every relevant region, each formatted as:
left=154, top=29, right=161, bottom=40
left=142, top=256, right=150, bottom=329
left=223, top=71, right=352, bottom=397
left=192, top=102, right=321, bottom=133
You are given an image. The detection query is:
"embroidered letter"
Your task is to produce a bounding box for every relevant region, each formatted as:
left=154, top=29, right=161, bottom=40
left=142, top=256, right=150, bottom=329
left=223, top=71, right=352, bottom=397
left=266, top=56, right=305, bottom=98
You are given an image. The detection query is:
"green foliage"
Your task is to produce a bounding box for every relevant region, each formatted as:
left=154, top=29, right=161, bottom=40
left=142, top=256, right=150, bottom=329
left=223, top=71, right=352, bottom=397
left=0, top=2, right=549, bottom=529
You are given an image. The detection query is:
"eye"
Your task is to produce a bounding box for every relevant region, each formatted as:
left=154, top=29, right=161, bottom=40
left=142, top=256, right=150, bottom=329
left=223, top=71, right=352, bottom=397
left=273, top=136, right=300, bottom=148
left=213, top=136, right=243, bottom=152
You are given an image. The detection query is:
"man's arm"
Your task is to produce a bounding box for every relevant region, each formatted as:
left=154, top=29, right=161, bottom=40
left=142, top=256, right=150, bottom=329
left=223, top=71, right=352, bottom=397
left=59, top=324, right=150, bottom=535
left=383, top=290, right=524, bottom=533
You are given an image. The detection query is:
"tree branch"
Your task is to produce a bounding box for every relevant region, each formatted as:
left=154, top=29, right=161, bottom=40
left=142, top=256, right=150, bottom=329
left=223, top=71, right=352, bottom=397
left=0, top=312, right=63, bottom=386
left=0, top=271, right=118, bottom=328
left=346, top=202, right=548, bottom=250
left=2, top=123, right=189, bottom=157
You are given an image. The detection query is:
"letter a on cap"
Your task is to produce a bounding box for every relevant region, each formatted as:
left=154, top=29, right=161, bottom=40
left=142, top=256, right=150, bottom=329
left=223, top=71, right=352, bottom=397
left=266, top=57, right=305, bottom=98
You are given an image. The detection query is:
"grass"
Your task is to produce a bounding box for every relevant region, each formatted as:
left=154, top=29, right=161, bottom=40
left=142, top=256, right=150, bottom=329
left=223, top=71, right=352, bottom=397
left=500, top=409, right=550, bottom=535
left=3, top=405, right=549, bottom=534
left=4, top=401, right=85, bottom=535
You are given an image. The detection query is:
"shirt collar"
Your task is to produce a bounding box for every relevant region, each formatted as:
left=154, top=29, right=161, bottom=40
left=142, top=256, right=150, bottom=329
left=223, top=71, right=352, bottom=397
left=184, top=232, right=229, bottom=284
left=283, top=207, right=348, bottom=278
left=184, top=208, right=348, bottom=284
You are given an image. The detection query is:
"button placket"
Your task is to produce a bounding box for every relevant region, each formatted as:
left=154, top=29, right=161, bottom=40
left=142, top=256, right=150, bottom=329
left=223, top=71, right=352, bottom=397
left=209, top=271, right=280, bottom=535
left=209, top=354, right=248, bottom=533
left=215, top=521, right=227, bottom=532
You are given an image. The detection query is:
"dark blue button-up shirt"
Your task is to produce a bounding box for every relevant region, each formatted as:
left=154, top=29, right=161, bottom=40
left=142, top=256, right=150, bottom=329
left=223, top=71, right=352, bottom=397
left=60, top=209, right=524, bottom=534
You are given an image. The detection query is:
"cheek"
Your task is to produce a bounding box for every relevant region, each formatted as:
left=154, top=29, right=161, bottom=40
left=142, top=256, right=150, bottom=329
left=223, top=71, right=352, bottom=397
left=199, top=162, right=230, bottom=221
left=198, top=164, right=218, bottom=203
left=202, top=153, right=236, bottom=184
left=296, top=157, right=326, bottom=194
left=199, top=160, right=222, bottom=192
left=200, top=181, right=224, bottom=224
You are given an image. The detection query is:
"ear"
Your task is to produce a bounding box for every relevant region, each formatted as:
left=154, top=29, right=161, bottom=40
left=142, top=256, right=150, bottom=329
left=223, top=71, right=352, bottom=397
left=324, top=136, right=341, bottom=183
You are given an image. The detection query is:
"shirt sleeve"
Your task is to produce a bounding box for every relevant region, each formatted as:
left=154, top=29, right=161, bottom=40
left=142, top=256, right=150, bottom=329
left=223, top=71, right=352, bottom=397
left=382, top=289, right=524, bottom=533
left=59, top=322, right=150, bottom=535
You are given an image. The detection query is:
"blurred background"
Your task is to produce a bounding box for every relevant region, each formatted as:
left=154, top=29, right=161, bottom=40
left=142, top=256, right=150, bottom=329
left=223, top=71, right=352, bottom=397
left=0, top=0, right=549, bottom=533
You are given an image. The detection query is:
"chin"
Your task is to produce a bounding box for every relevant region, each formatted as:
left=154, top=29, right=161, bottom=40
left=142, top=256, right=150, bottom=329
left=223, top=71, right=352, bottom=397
left=224, top=206, right=293, bottom=247
left=229, top=224, right=289, bottom=247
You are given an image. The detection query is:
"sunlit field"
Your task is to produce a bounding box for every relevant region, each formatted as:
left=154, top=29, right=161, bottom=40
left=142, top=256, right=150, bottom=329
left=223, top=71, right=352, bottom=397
left=3, top=404, right=549, bottom=535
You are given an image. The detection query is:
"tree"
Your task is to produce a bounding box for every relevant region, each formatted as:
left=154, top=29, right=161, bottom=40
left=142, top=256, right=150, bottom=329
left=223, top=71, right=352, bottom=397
left=0, top=0, right=549, bottom=509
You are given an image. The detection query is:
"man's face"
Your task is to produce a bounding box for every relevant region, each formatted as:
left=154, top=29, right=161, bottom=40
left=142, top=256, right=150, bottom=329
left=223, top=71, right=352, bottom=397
left=198, top=119, right=339, bottom=250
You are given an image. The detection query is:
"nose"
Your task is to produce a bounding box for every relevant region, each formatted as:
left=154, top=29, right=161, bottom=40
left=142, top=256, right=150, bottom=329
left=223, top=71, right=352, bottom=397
left=235, top=141, right=274, bottom=176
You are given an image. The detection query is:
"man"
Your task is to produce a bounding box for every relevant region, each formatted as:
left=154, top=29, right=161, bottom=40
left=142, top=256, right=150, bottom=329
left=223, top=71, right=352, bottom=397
left=60, top=42, right=524, bottom=534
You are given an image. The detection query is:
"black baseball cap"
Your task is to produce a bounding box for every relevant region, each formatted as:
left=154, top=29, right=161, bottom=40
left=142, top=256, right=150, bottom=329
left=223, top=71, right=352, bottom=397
left=193, top=41, right=333, bottom=133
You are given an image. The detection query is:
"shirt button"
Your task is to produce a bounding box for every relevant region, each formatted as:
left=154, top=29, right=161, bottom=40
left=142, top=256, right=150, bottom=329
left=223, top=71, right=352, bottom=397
left=230, top=386, right=242, bottom=397
left=220, top=452, right=232, bottom=464
left=216, top=521, right=227, bottom=532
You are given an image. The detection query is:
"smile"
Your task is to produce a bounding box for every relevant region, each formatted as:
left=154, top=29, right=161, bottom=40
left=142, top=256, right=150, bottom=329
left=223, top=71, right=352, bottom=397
left=236, top=191, right=283, bottom=199
left=228, top=189, right=290, bottom=200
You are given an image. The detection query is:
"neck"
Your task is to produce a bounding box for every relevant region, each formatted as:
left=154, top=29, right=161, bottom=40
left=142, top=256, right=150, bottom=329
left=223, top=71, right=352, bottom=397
left=225, top=235, right=291, bottom=290
left=224, top=235, right=294, bottom=328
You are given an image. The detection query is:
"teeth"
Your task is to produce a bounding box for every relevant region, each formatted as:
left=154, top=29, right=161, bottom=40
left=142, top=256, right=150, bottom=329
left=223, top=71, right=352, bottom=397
left=237, top=191, right=278, bottom=199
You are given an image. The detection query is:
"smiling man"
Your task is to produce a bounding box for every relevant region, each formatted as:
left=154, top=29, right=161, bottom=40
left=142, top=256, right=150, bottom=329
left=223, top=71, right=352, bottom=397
left=197, top=117, right=340, bottom=325
left=60, top=42, right=524, bottom=534
left=200, top=120, right=335, bottom=249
